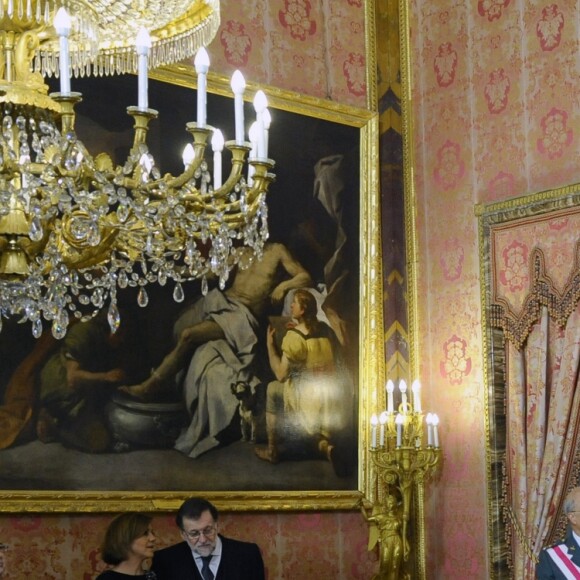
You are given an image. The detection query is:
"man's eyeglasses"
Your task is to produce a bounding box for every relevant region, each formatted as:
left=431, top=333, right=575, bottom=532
left=182, top=525, right=217, bottom=541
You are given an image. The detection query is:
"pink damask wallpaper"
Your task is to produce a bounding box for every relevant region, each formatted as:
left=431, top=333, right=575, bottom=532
left=0, top=1, right=370, bottom=579
left=411, top=0, right=580, bottom=576
left=206, top=0, right=366, bottom=106
left=0, top=512, right=376, bottom=578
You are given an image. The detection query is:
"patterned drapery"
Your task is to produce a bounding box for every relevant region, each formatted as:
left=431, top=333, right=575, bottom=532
left=486, top=205, right=580, bottom=578
left=504, top=304, right=580, bottom=577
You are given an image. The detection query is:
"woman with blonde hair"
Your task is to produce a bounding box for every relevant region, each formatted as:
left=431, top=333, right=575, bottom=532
left=98, top=513, right=157, bottom=579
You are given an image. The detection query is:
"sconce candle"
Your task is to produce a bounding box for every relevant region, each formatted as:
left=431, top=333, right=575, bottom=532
left=395, top=413, right=404, bottom=447
left=194, top=47, right=210, bottom=128
left=432, top=414, right=440, bottom=448
left=386, top=379, right=394, bottom=414
left=54, top=8, right=72, bottom=95
left=379, top=411, right=388, bottom=447
left=426, top=413, right=434, bottom=446
left=370, top=414, right=379, bottom=448
left=231, top=70, right=246, bottom=145
left=411, top=379, right=422, bottom=412
left=399, top=380, right=408, bottom=411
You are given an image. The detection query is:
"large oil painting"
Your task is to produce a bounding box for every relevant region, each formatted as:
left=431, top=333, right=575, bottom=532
left=0, top=66, right=381, bottom=511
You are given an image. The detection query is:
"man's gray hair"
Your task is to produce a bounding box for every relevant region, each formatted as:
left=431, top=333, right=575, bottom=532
left=564, top=494, right=577, bottom=515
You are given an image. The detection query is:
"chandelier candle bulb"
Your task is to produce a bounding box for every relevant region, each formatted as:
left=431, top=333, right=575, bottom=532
left=370, top=414, right=378, bottom=449
left=263, top=108, right=271, bottom=159
left=182, top=143, right=195, bottom=168
left=253, top=90, right=268, bottom=159
left=395, top=413, right=404, bottom=447
left=231, top=70, right=246, bottom=145
left=411, top=379, right=421, bottom=412
left=211, top=129, right=224, bottom=189
left=379, top=411, right=388, bottom=447
left=248, top=121, right=259, bottom=184
left=194, top=47, right=210, bottom=128
left=54, top=8, right=72, bottom=95
left=136, top=29, right=151, bottom=110
left=432, top=414, right=440, bottom=448
left=386, top=379, right=394, bottom=413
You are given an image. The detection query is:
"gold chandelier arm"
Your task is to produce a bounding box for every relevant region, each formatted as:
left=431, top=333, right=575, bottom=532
left=177, top=156, right=274, bottom=208
left=245, top=160, right=275, bottom=201
left=180, top=180, right=271, bottom=219
left=159, top=123, right=212, bottom=190
left=52, top=92, right=83, bottom=133
left=113, top=121, right=211, bottom=194
left=209, top=141, right=249, bottom=196
left=127, top=106, right=159, bottom=154
left=175, top=143, right=248, bottom=204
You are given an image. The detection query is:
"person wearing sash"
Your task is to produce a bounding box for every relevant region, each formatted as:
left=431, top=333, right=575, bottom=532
left=537, top=487, right=580, bottom=579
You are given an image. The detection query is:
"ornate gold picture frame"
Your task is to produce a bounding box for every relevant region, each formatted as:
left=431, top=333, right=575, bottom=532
left=0, top=65, right=381, bottom=512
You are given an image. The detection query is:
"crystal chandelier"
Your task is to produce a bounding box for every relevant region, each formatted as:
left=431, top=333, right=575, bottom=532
left=0, top=0, right=275, bottom=339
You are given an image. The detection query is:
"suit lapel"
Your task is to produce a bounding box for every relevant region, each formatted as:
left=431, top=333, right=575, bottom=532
left=181, top=542, right=202, bottom=580
left=214, top=536, right=228, bottom=580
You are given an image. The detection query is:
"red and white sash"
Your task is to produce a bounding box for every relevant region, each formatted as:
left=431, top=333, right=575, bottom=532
left=547, top=545, right=580, bottom=579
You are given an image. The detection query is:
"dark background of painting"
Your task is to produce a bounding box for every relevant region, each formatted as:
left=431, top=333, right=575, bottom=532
left=0, top=75, right=360, bottom=491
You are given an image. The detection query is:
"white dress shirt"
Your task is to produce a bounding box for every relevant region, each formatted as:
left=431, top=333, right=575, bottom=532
left=192, top=535, right=222, bottom=578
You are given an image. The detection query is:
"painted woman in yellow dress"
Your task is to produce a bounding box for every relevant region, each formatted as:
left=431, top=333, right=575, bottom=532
left=255, top=288, right=348, bottom=473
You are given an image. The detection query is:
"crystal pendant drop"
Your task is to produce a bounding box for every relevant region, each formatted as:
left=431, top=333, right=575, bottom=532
left=107, top=301, right=121, bottom=333
left=32, top=318, right=42, bottom=338
left=137, top=286, right=149, bottom=307
left=116, top=203, right=129, bottom=223
left=173, top=282, right=184, bottom=302
left=118, top=270, right=128, bottom=289
left=88, top=222, right=101, bottom=246
left=51, top=314, right=68, bottom=339
left=201, top=276, right=208, bottom=296
left=29, top=216, right=43, bottom=241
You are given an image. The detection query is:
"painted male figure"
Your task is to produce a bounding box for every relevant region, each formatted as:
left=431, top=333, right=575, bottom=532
left=537, top=487, right=580, bottom=579
left=122, top=242, right=312, bottom=400
left=122, top=242, right=312, bottom=458
left=151, top=497, right=265, bottom=580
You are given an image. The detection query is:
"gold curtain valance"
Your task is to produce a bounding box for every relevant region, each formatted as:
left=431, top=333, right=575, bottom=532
left=490, top=243, right=580, bottom=349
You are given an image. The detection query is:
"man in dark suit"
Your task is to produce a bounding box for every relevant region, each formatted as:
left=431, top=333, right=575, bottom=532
left=537, top=487, right=580, bottom=579
left=151, top=497, right=265, bottom=580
